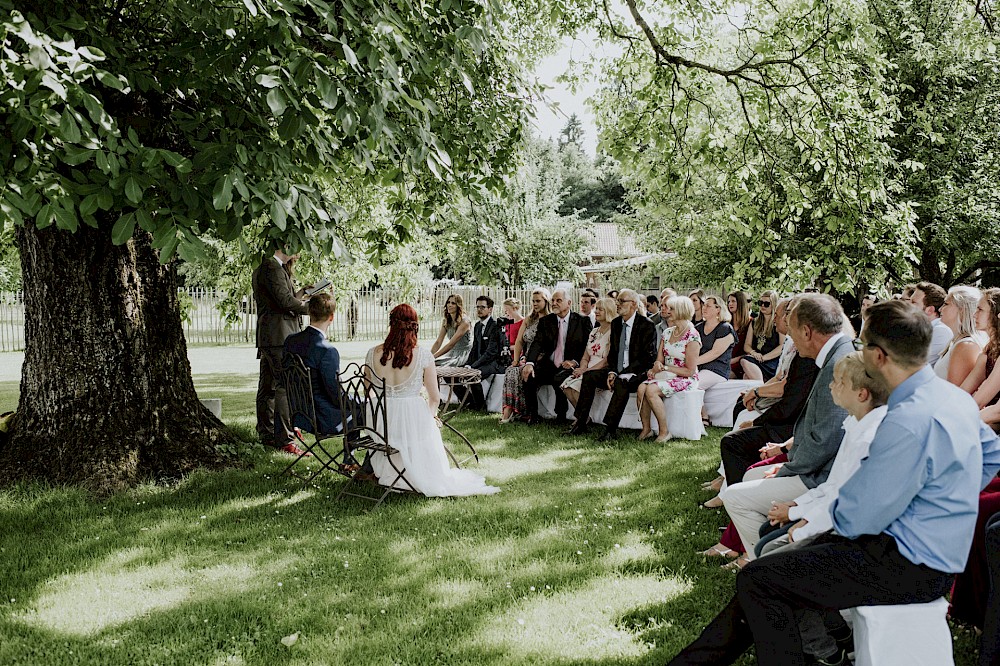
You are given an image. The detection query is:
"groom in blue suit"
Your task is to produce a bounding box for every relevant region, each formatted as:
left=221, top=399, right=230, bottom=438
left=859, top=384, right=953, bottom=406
left=282, top=293, right=347, bottom=437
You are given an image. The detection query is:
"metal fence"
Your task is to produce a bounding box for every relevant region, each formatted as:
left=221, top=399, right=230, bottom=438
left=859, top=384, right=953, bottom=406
left=0, top=282, right=727, bottom=352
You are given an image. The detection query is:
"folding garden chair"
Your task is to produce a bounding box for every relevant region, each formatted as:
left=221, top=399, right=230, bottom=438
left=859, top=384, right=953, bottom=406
left=335, top=363, right=418, bottom=509
left=279, top=353, right=350, bottom=483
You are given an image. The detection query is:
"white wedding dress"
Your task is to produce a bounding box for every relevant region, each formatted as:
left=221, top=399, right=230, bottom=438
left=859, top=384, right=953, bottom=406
left=366, top=346, right=500, bottom=497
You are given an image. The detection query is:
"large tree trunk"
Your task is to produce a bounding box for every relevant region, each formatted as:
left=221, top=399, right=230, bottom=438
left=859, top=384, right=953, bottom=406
left=0, top=224, right=234, bottom=492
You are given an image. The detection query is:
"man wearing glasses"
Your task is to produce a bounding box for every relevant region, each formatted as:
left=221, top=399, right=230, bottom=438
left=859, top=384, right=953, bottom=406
left=669, top=299, right=1000, bottom=665
left=566, top=289, right=657, bottom=441
left=461, top=296, right=508, bottom=410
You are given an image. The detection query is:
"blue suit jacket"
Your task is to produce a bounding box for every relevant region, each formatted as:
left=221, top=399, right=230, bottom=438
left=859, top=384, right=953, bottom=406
left=283, top=326, right=344, bottom=436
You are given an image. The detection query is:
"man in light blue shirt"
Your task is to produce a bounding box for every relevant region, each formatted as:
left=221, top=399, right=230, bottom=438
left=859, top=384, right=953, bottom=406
left=668, top=299, right=1000, bottom=666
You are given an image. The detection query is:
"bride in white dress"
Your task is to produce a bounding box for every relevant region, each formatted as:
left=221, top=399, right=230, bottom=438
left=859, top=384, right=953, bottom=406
left=365, top=304, right=500, bottom=497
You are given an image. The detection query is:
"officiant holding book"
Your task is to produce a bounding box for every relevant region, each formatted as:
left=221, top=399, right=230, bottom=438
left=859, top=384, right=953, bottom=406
left=253, top=245, right=318, bottom=455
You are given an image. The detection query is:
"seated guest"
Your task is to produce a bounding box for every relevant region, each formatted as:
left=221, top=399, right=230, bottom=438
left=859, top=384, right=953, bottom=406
left=741, top=290, right=785, bottom=381
left=689, top=289, right=706, bottom=328
left=722, top=294, right=853, bottom=561
left=935, top=285, right=983, bottom=386
left=283, top=293, right=347, bottom=437
left=949, top=475, right=1000, bottom=633
left=579, top=291, right=598, bottom=326
left=668, top=299, right=1000, bottom=666
left=716, top=299, right=819, bottom=486
left=432, top=294, right=473, bottom=366
left=565, top=289, right=658, bottom=441
left=733, top=297, right=796, bottom=426
left=636, top=296, right=700, bottom=442
left=697, top=296, right=737, bottom=392
left=521, top=289, right=592, bottom=424
left=728, top=291, right=753, bottom=378
left=500, top=288, right=551, bottom=424
left=646, top=294, right=661, bottom=325
left=962, top=288, right=1000, bottom=407
left=500, top=297, right=524, bottom=345
left=982, top=513, right=1000, bottom=666
left=909, top=280, right=952, bottom=364
left=460, top=296, right=511, bottom=410
left=562, top=297, right=615, bottom=409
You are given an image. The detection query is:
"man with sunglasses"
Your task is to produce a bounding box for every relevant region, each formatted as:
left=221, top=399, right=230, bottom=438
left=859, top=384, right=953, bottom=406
left=669, top=299, right=1000, bottom=665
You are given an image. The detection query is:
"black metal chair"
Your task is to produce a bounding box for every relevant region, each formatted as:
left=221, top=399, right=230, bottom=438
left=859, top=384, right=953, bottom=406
left=279, top=353, right=349, bottom=484
left=335, top=362, right=418, bottom=508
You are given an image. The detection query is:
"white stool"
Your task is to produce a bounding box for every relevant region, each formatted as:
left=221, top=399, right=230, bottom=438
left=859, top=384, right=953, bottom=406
left=660, top=389, right=705, bottom=440
left=849, top=598, right=953, bottom=666
left=483, top=375, right=504, bottom=413
left=703, top=380, right=761, bottom=427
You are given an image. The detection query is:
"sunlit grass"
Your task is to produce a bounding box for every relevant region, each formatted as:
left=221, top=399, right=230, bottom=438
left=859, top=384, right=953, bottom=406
left=0, top=375, right=983, bottom=665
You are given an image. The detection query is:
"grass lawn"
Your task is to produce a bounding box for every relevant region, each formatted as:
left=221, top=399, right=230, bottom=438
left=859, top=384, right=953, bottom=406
left=0, top=375, right=982, bottom=665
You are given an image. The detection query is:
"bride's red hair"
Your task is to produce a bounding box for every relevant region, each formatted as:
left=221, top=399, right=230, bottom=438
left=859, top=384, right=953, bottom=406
left=380, top=304, right=419, bottom=369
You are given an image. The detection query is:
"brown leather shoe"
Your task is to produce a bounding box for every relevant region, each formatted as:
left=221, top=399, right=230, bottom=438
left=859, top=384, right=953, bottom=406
left=280, top=442, right=312, bottom=457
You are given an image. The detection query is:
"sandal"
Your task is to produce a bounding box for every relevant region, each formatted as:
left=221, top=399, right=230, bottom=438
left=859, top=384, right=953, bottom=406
left=702, top=415, right=711, bottom=427
left=722, top=555, right=750, bottom=571
left=700, top=495, right=724, bottom=509
left=700, top=475, right=724, bottom=491
left=698, top=543, right=738, bottom=559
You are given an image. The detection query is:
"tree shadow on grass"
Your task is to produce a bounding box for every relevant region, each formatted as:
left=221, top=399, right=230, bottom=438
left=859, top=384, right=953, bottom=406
left=0, top=407, right=915, bottom=666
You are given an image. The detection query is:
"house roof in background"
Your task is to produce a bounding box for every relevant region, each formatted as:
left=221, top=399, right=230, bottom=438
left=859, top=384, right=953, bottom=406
left=587, top=223, right=642, bottom=258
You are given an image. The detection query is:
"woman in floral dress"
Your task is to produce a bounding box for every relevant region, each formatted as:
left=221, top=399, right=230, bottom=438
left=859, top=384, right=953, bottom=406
left=561, top=297, right=616, bottom=408
left=500, top=288, right=551, bottom=423
left=636, top=295, right=701, bottom=442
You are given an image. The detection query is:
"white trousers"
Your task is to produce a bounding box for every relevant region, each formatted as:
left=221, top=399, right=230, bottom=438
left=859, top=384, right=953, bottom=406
left=722, top=473, right=808, bottom=560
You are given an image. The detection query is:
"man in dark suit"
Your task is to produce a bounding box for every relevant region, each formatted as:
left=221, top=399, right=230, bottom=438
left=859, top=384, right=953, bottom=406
left=461, top=295, right=510, bottom=410
left=521, top=289, right=593, bottom=423
left=566, top=289, right=657, bottom=440
left=282, top=293, right=345, bottom=436
left=253, top=245, right=310, bottom=454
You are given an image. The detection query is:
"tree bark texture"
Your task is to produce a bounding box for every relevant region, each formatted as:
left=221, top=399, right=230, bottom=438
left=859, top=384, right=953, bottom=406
left=0, top=224, right=234, bottom=492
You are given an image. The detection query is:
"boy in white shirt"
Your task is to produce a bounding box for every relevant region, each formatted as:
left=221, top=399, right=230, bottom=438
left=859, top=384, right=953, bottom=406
left=762, top=352, right=889, bottom=551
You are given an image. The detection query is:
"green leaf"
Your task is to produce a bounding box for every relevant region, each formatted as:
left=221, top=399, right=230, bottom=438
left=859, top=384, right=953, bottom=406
left=35, top=204, right=54, bottom=229
left=63, top=146, right=93, bottom=165
left=125, top=176, right=143, bottom=204
left=160, top=150, right=192, bottom=173
left=111, top=212, right=136, bottom=245
left=80, top=194, right=99, bottom=217
left=270, top=201, right=287, bottom=230
left=266, top=88, right=287, bottom=116
left=341, top=43, right=358, bottom=68
left=53, top=206, right=78, bottom=232
left=212, top=173, right=233, bottom=210
left=158, top=234, right=180, bottom=263
left=241, top=0, right=258, bottom=16
left=95, top=71, right=124, bottom=91
left=59, top=110, right=81, bottom=143
left=255, top=73, right=281, bottom=88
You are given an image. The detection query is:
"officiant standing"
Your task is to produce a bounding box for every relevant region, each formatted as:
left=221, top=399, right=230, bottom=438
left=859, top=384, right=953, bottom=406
left=253, top=244, right=310, bottom=455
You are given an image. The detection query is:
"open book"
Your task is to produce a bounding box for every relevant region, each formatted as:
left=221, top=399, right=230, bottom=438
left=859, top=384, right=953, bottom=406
left=305, top=278, right=332, bottom=296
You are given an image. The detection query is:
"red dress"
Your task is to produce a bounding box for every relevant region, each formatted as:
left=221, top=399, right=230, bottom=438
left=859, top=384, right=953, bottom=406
left=505, top=319, right=523, bottom=346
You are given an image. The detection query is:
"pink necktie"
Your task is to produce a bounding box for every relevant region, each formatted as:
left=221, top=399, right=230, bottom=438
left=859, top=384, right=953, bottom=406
left=554, top=318, right=566, bottom=366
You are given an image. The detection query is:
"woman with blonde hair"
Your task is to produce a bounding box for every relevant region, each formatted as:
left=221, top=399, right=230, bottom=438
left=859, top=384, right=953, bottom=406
left=500, top=288, right=551, bottom=423
left=561, top=297, right=616, bottom=407
left=934, top=286, right=983, bottom=386
left=501, top=297, right=524, bottom=345
left=636, top=296, right=701, bottom=442
left=697, top=296, right=737, bottom=391
left=741, top=290, right=784, bottom=381
left=432, top=294, right=473, bottom=367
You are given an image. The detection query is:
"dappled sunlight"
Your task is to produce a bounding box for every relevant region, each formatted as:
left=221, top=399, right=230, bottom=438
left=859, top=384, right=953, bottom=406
left=429, top=577, right=488, bottom=609
left=471, top=574, right=690, bottom=660
left=571, top=473, right=636, bottom=491
left=17, top=549, right=277, bottom=637
left=480, top=449, right=583, bottom=483
left=274, top=489, right=316, bottom=508
left=602, top=533, right=662, bottom=569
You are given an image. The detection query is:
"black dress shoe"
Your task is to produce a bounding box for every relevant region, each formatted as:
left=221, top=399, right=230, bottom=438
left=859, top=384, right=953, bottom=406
left=563, top=424, right=588, bottom=436
left=596, top=429, right=618, bottom=442
left=522, top=414, right=540, bottom=425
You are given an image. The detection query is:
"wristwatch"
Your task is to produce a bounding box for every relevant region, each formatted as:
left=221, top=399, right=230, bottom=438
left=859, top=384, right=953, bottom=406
left=752, top=388, right=760, bottom=399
